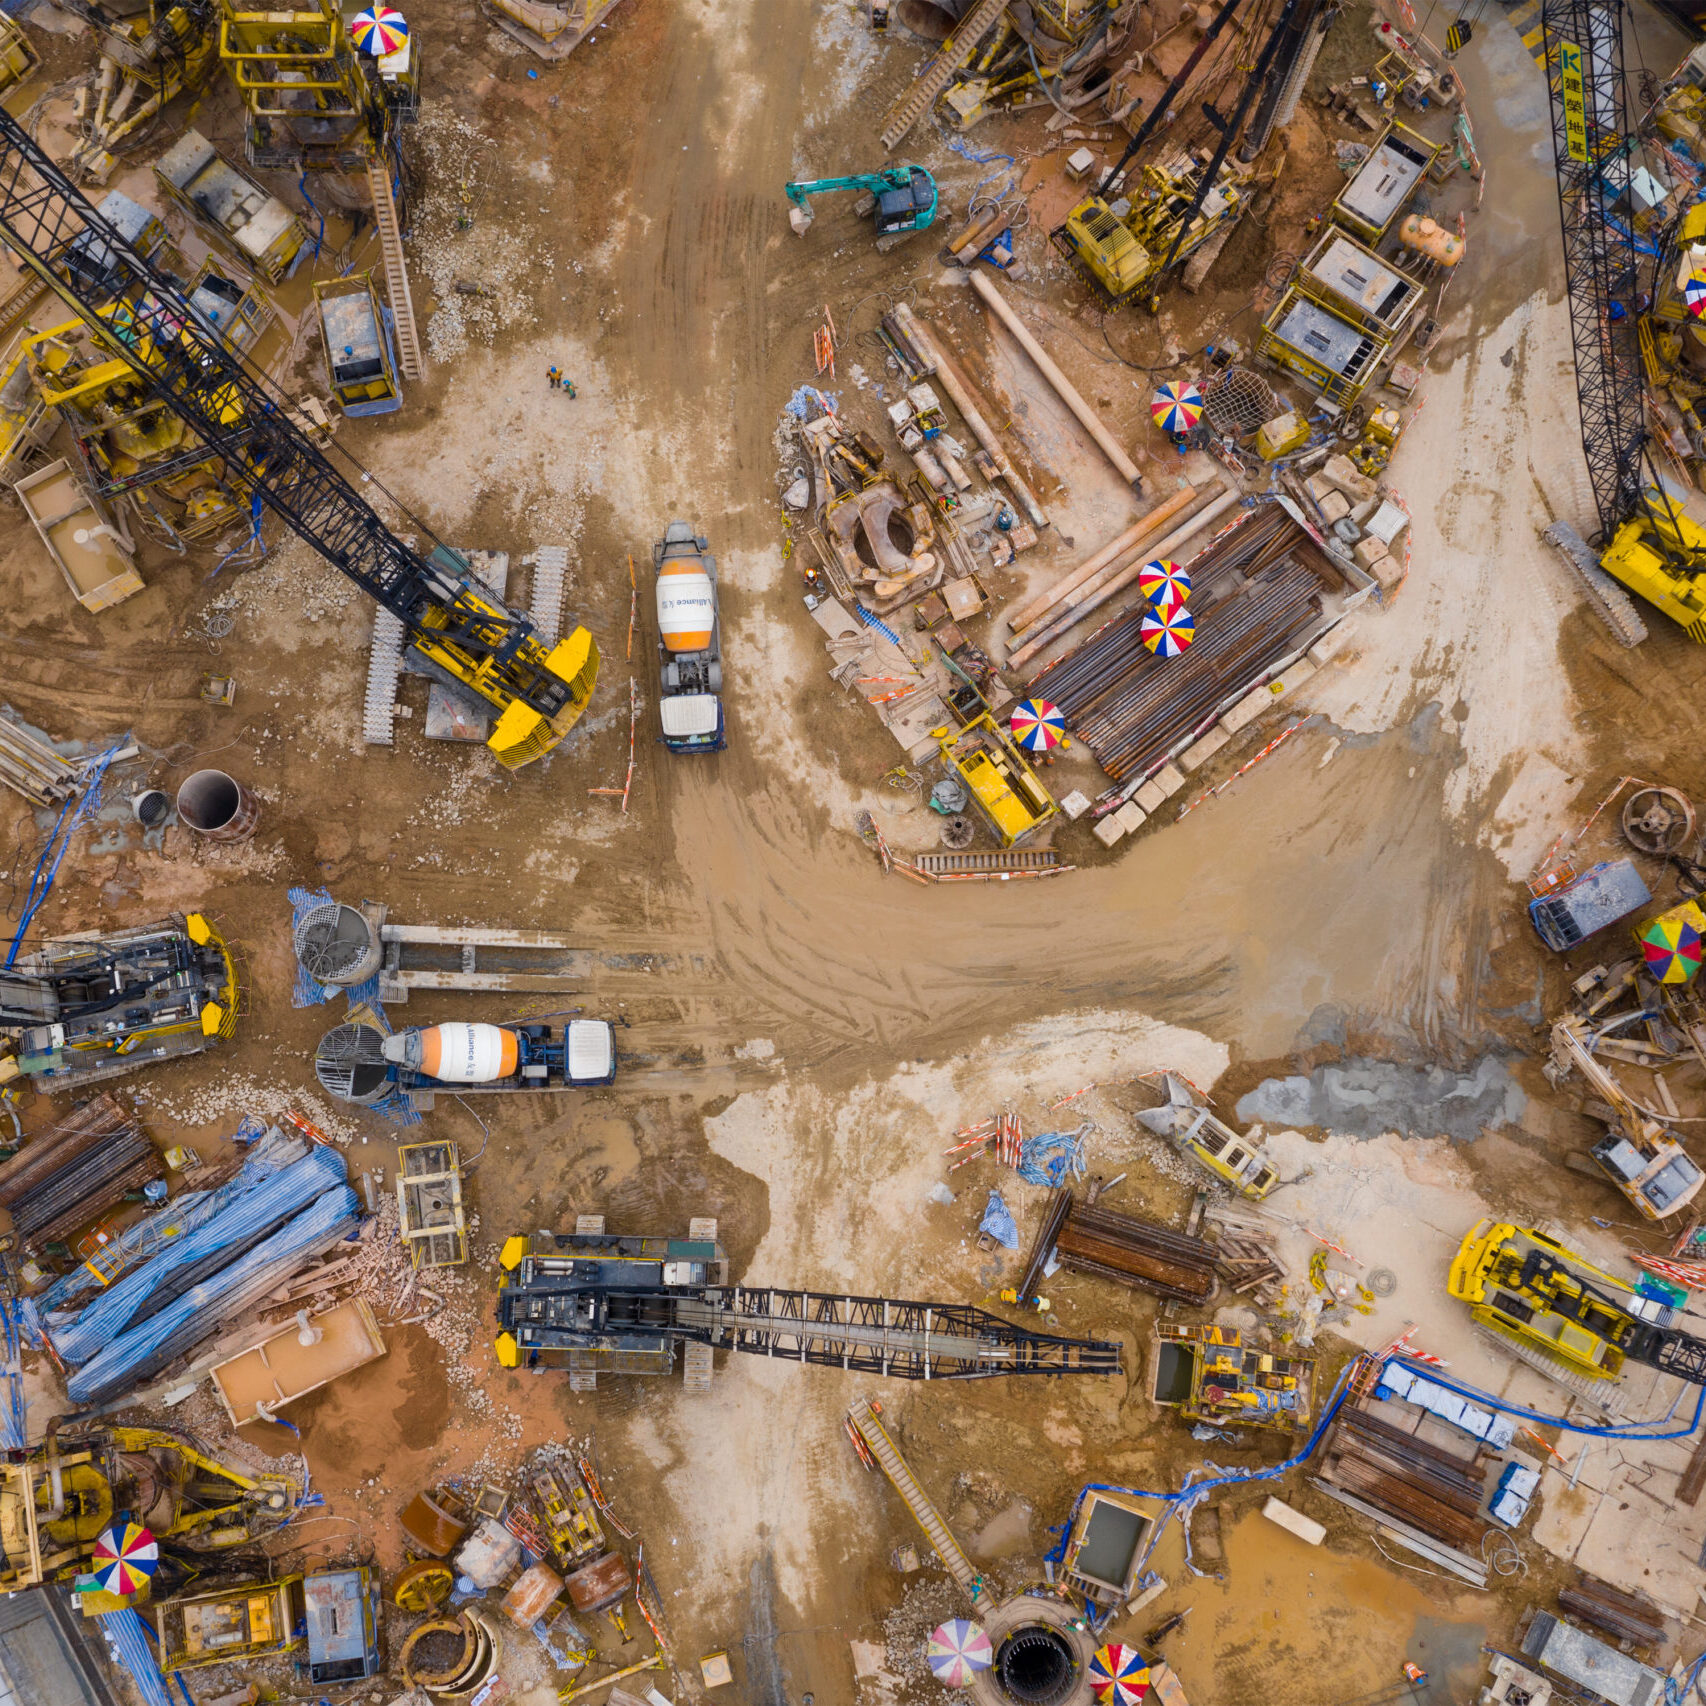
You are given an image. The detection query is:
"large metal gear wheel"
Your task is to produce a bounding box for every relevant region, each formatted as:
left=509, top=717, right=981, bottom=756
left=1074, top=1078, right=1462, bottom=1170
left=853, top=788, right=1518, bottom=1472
left=1623, top=785, right=1696, bottom=856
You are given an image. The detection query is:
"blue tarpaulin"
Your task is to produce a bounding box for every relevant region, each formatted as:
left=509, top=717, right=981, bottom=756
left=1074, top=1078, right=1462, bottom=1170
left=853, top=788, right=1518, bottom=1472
left=979, top=1190, right=1019, bottom=1250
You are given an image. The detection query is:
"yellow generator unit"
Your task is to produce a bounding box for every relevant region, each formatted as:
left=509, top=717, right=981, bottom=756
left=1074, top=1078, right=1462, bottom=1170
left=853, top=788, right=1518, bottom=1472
left=934, top=711, right=1056, bottom=847
left=1053, top=151, right=1249, bottom=309
left=1152, top=1324, right=1313, bottom=1432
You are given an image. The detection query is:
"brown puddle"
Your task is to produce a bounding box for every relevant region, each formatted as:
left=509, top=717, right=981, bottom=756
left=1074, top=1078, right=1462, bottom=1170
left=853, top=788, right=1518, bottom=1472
left=1124, top=1507, right=1489, bottom=1704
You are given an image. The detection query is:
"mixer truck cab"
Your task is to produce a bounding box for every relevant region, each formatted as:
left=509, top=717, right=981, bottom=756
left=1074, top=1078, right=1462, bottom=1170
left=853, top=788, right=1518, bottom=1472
left=378, top=1020, right=617, bottom=1090
left=654, top=520, right=725, bottom=754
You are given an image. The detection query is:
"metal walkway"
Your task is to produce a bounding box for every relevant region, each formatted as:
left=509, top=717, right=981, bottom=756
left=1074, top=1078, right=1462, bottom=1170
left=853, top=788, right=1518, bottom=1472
left=366, top=159, right=423, bottom=381
left=879, top=0, right=1007, bottom=152
left=848, top=1397, right=987, bottom=1603
left=913, top=848, right=1060, bottom=876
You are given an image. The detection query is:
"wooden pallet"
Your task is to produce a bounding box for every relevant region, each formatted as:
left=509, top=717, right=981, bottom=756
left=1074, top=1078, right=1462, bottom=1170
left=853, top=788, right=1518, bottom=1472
left=879, top=0, right=1009, bottom=152
left=914, top=847, right=1059, bottom=876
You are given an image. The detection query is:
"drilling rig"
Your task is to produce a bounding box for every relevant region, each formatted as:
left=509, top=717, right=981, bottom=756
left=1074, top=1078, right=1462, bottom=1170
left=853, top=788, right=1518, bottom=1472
left=0, top=109, right=598, bottom=768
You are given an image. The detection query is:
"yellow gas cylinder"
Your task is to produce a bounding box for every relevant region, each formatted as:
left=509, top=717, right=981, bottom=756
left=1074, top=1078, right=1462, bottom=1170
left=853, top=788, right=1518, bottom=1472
left=1256, top=411, right=1309, bottom=460
left=1397, top=215, right=1464, bottom=266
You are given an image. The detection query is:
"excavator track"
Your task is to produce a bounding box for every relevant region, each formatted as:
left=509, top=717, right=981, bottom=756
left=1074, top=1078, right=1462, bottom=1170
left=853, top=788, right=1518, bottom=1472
left=1542, top=520, right=1649, bottom=648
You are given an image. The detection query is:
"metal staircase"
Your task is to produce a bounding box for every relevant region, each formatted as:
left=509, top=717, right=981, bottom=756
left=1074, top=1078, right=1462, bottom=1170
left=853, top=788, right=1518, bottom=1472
left=847, top=1397, right=987, bottom=1603
left=366, top=158, right=424, bottom=381
left=879, top=0, right=1008, bottom=152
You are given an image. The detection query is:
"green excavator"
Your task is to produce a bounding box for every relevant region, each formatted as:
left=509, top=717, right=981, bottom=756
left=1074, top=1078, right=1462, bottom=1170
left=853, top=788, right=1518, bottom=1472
left=784, top=166, right=938, bottom=250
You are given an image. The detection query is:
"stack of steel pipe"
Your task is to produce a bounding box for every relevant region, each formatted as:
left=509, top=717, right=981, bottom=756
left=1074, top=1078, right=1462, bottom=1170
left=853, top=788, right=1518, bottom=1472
left=1559, top=1576, right=1667, bottom=1647
left=1320, top=1407, right=1487, bottom=1550
left=1066, top=561, right=1322, bottom=780
left=1052, top=1195, right=1217, bottom=1303
left=0, top=1094, right=158, bottom=1252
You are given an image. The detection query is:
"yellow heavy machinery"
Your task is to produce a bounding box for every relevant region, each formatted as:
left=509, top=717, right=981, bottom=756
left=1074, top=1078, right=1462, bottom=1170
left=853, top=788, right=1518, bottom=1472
left=0, top=16, right=38, bottom=96
left=59, top=0, right=220, bottom=184
left=0, top=1423, right=299, bottom=1593
left=219, top=0, right=418, bottom=172
left=1152, top=1324, right=1313, bottom=1432
left=934, top=712, right=1057, bottom=847
left=0, top=109, right=598, bottom=768
left=1053, top=150, right=1250, bottom=310
left=22, top=313, right=250, bottom=542
left=1448, top=1220, right=1706, bottom=1387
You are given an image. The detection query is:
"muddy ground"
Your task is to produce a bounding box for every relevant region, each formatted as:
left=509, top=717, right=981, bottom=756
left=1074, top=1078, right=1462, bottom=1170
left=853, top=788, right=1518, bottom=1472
left=7, top=0, right=1706, bottom=1702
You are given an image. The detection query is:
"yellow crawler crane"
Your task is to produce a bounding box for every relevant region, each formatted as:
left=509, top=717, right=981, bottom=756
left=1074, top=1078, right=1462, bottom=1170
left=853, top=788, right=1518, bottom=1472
left=0, top=109, right=597, bottom=768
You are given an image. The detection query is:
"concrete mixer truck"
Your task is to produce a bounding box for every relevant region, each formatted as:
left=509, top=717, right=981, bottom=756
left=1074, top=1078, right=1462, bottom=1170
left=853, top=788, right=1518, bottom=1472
left=654, top=520, right=725, bottom=754
left=314, top=1019, right=616, bottom=1109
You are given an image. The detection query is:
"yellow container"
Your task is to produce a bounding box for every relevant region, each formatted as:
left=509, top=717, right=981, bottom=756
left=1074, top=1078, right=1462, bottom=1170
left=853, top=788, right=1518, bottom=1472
left=1256, top=411, right=1309, bottom=460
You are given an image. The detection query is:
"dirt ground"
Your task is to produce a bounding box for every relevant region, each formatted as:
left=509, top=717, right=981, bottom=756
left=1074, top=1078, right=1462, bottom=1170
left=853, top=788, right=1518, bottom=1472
left=9, top=0, right=1706, bottom=1703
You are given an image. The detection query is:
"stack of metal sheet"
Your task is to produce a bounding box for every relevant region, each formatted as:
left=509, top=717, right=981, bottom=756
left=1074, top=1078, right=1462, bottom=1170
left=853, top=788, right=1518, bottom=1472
left=1559, top=1575, right=1666, bottom=1647
left=1019, top=1186, right=1216, bottom=1304
left=1028, top=504, right=1337, bottom=782
left=1319, top=1405, right=1488, bottom=1550
left=0, top=1094, right=157, bottom=1252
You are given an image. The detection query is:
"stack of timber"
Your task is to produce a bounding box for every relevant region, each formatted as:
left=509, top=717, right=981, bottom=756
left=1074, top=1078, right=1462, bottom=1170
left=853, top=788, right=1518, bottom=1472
left=1019, top=1186, right=1216, bottom=1304
left=1558, top=1575, right=1666, bottom=1647
left=1317, top=1405, right=1488, bottom=1552
left=1209, top=1223, right=1285, bottom=1301
left=0, top=1094, right=157, bottom=1253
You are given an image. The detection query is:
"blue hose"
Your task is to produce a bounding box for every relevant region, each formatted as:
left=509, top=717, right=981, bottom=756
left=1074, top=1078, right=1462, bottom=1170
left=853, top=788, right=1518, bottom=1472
left=298, top=171, right=324, bottom=260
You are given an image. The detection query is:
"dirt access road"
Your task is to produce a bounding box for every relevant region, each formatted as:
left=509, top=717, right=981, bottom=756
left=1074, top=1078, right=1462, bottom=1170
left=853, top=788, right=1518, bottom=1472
left=6, top=0, right=1706, bottom=1702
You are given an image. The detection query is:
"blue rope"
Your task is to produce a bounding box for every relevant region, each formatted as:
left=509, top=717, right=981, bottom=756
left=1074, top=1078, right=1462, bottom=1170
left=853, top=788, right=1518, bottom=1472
left=5, top=741, right=126, bottom=967
left=298, top=172, right=324, bottom=260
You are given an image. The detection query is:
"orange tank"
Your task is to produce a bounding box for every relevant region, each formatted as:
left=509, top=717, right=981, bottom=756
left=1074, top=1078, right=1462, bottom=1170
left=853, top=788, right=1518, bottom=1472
left=416, top=1023, right=519, bottom=1082
left=656, top=555, right=715, bottom=653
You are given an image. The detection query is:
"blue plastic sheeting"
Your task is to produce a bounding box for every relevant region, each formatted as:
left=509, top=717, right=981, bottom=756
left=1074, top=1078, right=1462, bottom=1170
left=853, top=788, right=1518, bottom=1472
left=69, top=1185, right=361, bottom=1405
left=98, top=1607, right=175, bottom=1706
left=0, top=1297, right=37, bottom=1449
left=979, top=1190, right=1019, bottom=1250
left=1017, top=1127, right=1089, bottom=1189
left=51, top=1145, right=347, bottom=1368
left=40, top=1124, right=310, bottom=1317
left=1375, top=1362, right=1516, bottom=1449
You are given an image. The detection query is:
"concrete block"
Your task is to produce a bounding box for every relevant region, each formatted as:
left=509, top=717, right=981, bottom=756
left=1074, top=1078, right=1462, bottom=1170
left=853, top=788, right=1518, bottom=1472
left=1125, top=1575, right=1169, bottom=1615
left=1113, top=801, right=1147, bottom=834
left=1149, top=762, right=1186, bottom=800
left=1262, top=1496, right=1325, bottom=1547
left=1066, top=146, right=1096, bottom=182
left=1321, top=453, right=1378, bottom=504
left=1058, top=789, right=1092, bottom=820
left=1305, top=472, right=1335, bottom=503
left=1308, top=621, right=1357, bottom=666
left=1352, top=535, right=1390, bottom=572
left=1218, top=689, right=1272, bottom=735
left=1269, top=658, right=1317, bottom=698
left=1370, top=552, right=1405, bottom=590
left=1134, top=779, right=1168, bottom=814
left=1179, top=726, right=1230, bottom=772
left=1315, top=488, right=1351, bottom=525
left=1092, top=814, right=1127, bottom=848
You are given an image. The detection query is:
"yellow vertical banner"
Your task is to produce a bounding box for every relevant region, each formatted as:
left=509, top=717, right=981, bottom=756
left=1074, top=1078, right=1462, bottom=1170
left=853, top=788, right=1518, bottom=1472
left=1559, top=40, right=1589, bottom=163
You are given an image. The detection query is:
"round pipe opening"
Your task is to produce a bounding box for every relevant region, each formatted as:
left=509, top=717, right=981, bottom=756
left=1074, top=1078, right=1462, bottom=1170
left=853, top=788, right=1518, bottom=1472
left=995, top=1626, right=1078, bottom=1706
left=132, top=789, right=170, bottom=828
left=175, top=769, right=259, bottom=843
left=897, top=0, right=972, bottom=40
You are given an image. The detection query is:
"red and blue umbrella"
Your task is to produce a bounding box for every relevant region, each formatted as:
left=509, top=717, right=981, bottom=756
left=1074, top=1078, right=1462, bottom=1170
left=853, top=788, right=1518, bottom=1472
left=351, top=5, right=409, bottom=55
left=1685, top=270, right=1706, bottom=320
left=90, top=1523, right=158, bottom=1597
left=1137, top=558, right=1191, bottom=612
left=1151, top=381, right=1203, bottom=435
left=1009, top=697, right=1066, bottom=753
left=1140, top=604, right=1195, bottom=657
left=927, top=1619, right=993, bottom=1688
left=1090, top=1642, right=1150, bottom=1703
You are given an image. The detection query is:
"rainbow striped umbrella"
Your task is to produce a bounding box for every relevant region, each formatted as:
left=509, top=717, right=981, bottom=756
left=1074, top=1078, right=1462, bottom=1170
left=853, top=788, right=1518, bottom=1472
left=1090, top=1642, right=1150, bottom=1704
left=1151, top=381, right=1203, bottom=435
left=926, top=1619, right=993, bottom=1688
left=351, top=5, right=409, bottom=55
left=1140, top=603, right=1195, bottom=657
left=1686, top=270, right=1706, bottom=319
left=1137, top=558, right=1191, bottom=612
left=90, top=1523, right=158, bottom=1597
left=1009, top=697, right=1066, bottom=752
left=1641, top=911, right=1705, bottom=984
